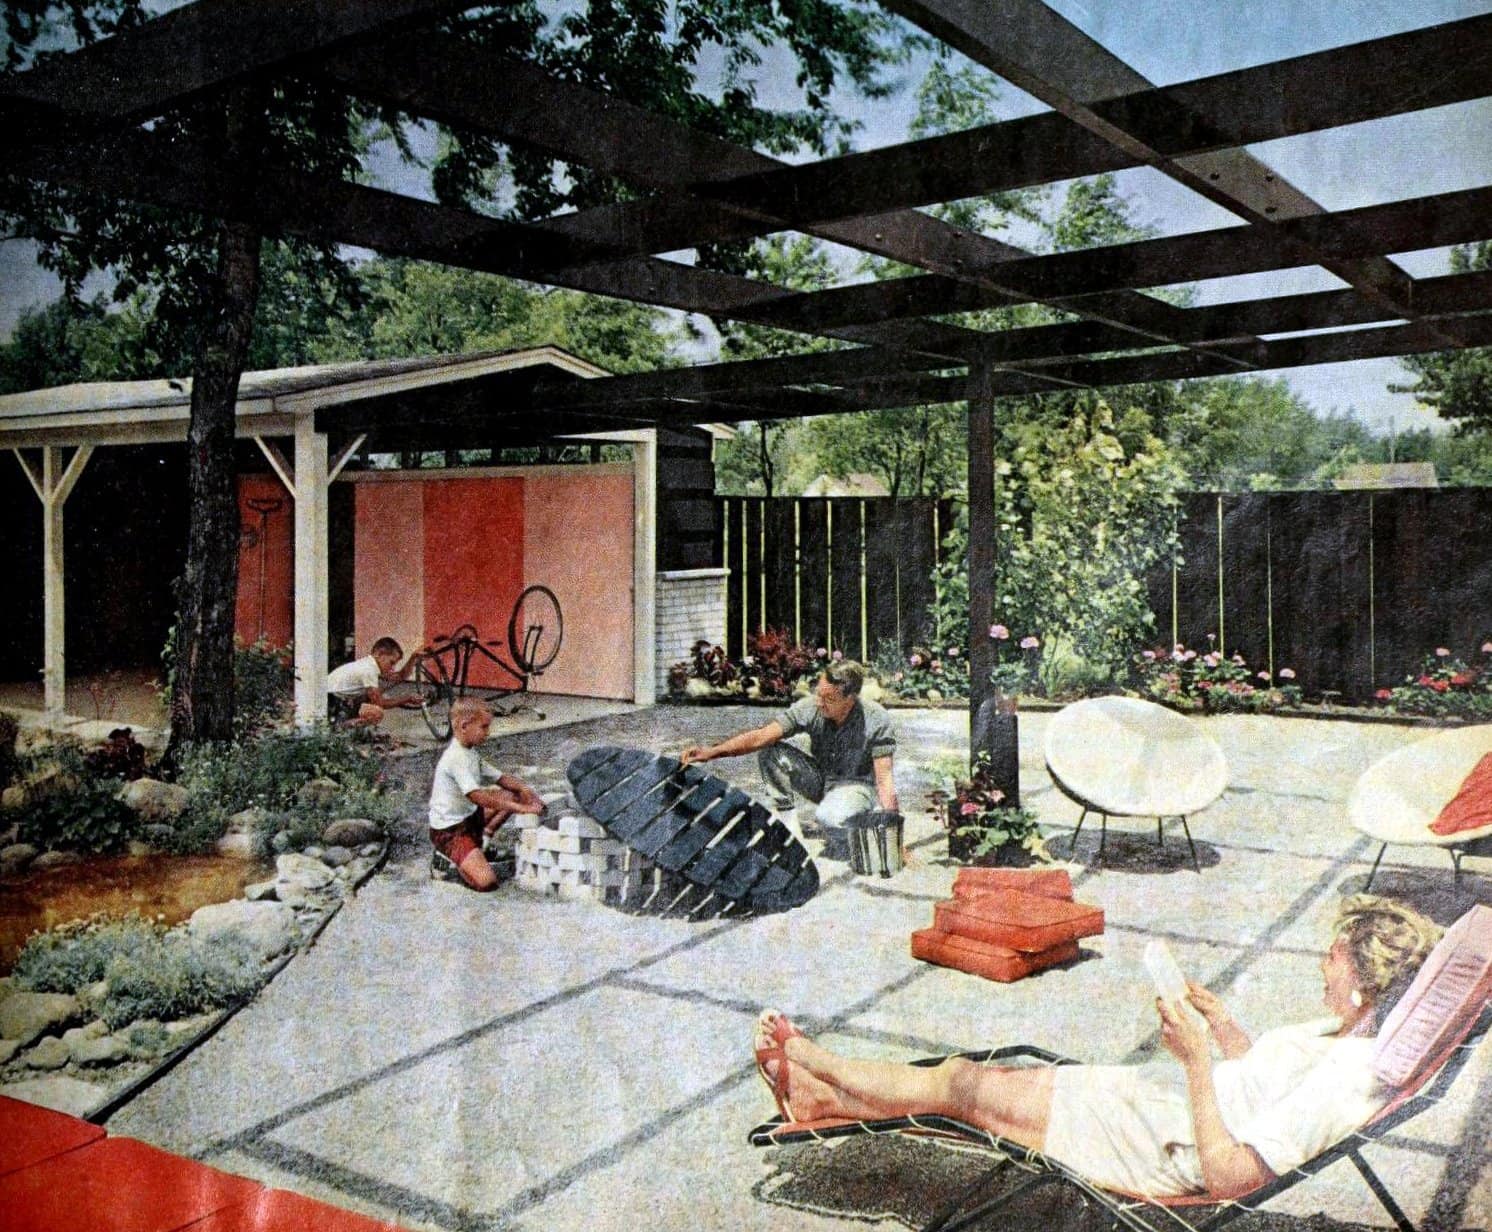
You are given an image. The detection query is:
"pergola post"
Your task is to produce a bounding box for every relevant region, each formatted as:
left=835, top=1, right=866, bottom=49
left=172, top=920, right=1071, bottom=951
left=292, top=418, right=329, bottom=725
left=966, top=364, right=1019, bottom=804
left=13, top=445, right=93, bottom=718
left=632, top=432, right=658, bottom=706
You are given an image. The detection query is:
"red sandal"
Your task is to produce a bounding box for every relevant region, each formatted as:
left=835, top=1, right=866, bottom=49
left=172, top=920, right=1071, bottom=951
left=753, top=1010, right=804, bottom=1121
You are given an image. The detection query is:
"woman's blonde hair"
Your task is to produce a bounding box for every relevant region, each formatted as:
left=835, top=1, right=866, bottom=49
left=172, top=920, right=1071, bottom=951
left=1332, top=895, right=1442, bottom=1026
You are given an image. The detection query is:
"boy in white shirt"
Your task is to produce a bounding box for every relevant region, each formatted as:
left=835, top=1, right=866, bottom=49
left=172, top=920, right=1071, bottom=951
left=326, top=637, right=422, bottom=728
left=429, top=697, right=545, bottom=890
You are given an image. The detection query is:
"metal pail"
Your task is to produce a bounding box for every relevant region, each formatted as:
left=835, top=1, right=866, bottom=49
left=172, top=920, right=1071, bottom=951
left=845, top=810, right=904, bottom=877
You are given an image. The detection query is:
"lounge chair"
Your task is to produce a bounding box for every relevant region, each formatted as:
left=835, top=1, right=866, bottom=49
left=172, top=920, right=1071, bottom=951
left=1350, top=724, right=1492, bottom=889
left=1044, top=697, right=1228, bottom=872
left=749, top=905, right=1492, bottom=1232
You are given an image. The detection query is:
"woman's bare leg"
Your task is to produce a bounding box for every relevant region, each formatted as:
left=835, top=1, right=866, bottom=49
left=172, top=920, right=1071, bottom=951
left=774, top=1031, right=1054, bottom=1151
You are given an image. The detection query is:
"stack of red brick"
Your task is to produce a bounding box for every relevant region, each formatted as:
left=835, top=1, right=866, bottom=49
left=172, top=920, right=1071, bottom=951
left=911, top=867, right=1104, bottom=982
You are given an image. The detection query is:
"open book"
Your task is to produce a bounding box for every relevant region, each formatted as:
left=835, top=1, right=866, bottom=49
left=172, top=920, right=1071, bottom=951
left=1144, top=939, right=1208, bottom=1030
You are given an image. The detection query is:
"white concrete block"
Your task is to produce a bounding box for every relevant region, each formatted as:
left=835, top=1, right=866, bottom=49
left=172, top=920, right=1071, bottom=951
left=558, top=815, right=608, bottom=838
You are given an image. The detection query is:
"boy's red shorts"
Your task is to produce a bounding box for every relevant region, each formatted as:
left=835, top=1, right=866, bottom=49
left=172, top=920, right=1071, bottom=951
left=430, top=810, right=484, bottom=864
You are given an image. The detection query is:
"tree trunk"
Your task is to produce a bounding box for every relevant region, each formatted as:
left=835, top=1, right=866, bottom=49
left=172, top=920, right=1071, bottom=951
left=166, top=91, right=266, bottom=760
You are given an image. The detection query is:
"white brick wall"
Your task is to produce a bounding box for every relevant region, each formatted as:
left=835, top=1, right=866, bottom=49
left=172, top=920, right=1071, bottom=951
left=654, top=568, right=728, bottom=695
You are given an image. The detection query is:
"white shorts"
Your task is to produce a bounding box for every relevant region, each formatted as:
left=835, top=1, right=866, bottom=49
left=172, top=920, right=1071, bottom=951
left=1043, top=1064, right=1205, bottom=1198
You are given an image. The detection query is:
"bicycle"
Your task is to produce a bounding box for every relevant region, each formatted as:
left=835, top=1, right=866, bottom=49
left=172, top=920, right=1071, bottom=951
left=408, top=584, right=563, bottom=740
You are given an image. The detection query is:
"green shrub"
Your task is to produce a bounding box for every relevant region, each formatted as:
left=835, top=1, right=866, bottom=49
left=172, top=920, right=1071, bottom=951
left=233, top=639, right=295, bottom=735
left=97, top=931, right=265, bottom=1030
left=1374, top=645, right=1492, bottom=719
left=0, top=710, right=19, bottom=789
left=12, top=915, right=164, bottom=993
left=5, top=742, right=138, bottom=854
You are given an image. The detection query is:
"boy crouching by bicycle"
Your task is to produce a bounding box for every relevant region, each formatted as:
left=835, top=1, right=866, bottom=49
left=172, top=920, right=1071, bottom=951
left=429, top=697, right=546, bottom=890
left=326, top=637, right=422, bottom=728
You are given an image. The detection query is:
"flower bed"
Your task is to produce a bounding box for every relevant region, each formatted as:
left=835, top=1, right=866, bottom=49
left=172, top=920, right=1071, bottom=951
left=1373, top=644, right=1492, bottom=721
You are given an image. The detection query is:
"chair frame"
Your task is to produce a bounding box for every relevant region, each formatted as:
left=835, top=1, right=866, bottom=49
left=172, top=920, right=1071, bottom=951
left=749, top=1003, right=1492, bottom=1232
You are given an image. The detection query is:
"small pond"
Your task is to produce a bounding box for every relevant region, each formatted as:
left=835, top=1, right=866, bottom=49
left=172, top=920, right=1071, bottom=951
left=0, top=854, right=274, bottom=973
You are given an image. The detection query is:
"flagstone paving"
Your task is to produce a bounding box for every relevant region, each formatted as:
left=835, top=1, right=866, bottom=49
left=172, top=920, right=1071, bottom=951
left=107, top=705, right=1492, bottom=1231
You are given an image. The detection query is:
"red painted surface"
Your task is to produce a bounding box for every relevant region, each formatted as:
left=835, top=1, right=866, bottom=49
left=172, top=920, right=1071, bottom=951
left=0, top=1094, right=104, bottom=1177
left=188, top=1187, right=408, bottom=1231
left=234, top=475, right=293, bottom=649
left=0, top=1136, right=262, bottom=1232
left=422, top=477, right=525, bottom=691
left=353, top=482, right=426, bottom=662
left=523, top=468, right=634, bottom=699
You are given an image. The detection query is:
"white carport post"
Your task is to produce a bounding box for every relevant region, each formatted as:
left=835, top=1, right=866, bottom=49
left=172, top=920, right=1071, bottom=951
left=292, top=417, right=330, bottom=725
left=12, top=445, right=94, bottom=717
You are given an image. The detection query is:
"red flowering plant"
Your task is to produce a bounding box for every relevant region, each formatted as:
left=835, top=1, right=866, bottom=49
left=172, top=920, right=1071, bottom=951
left=1374, top=642, right=1492, bottom=719
left=667, top=639, right=740, bottom=699
left=1133, top=636, right=1301, bottom=714
left=739, top=627, right=820, bottom=700
left=927, top=751, right=1048, bottom=864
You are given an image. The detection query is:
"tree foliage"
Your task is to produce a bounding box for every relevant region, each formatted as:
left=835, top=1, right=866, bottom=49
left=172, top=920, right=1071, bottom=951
left=1393, top=243, right=1492, bottom=436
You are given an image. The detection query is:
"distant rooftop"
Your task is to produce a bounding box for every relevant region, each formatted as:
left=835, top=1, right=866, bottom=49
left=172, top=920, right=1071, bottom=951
left=1332, top=462, right=1439, bottom=490
left=801, top=472, right=891, bottom=498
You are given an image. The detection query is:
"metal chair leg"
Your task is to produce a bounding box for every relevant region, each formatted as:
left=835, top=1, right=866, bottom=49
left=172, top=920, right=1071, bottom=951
left=1097, top=814, right=1109, bottom=862
left=1347, top=1147, right=1417, bottom=1232
left=1178, top=816, right=1201, bottom=874
left=1453, top=846, right=1465, bottom=886
left=1365, top=842, right=1387, bottom=891
left=1156, top=816, right=1165, bottom=847
left=1069, top=808, right=1087, bottom=852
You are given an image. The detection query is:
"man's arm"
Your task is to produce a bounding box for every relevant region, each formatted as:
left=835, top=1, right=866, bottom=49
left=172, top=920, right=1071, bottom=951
left=872, top=754, right=898, bottom=812
left=680, top=721, right=783, bottom=766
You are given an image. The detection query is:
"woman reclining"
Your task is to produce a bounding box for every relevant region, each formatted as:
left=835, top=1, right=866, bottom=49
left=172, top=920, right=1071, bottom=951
left=753, top=895, right=1440, bottom=1200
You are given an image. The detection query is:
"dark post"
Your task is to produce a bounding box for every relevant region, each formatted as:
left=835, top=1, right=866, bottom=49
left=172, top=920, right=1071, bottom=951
left=967, top=362, right=1019, bottom=805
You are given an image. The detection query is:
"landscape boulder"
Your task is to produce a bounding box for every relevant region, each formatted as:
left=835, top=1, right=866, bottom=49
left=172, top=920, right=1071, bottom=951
left=188, top=900, right=298, bottom=961
left=24, top=1037, right=70, bottom=1070
left=32, top=850, right=84, bottom=870
left=0, top=842, right=38, bottom=876
left=322, top=818, right=380, bottom=847
left=119, top=777, right=189, bottom=823
left=0, top=991, right=79, bottom=1046
left=296, top=777, right=341, bottom=808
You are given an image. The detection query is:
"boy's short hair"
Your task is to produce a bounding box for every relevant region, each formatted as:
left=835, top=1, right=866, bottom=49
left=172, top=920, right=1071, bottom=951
left=450, top=696, right=492, bottom=725
left=822, top=659, right=865, bottom=697
left=370, top=637, right=403, bottom=658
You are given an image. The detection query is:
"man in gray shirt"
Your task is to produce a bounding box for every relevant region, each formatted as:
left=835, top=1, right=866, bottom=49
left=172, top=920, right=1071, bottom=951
left=680, top=659, right=898, bottom=829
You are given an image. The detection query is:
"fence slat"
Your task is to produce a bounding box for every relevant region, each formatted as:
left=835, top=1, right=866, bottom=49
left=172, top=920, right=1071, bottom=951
left=1270, top=492, right=1373, bottom=701
left=1173, top=492, right=1221, bottom=653
left=862, top=500, right=901, bottom=661
left=763, top=499, right=796, bottom=637
left=829, top=498, right=863, bottom=659
left=722, top=498, right=744, bottom=660
left=744, top=498, right=764, bottom=646
left=1218, top=492, right=1272, bottom=672
left=798, top=500, right=829, bottom=648
left=897, top=499, right=936, bottom=654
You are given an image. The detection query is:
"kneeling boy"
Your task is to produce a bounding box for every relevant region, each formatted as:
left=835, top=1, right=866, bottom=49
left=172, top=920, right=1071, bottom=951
left=429, top=697, right=545, bottom=890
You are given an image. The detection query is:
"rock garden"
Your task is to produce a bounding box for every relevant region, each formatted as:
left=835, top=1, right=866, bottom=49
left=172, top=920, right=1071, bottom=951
left=0, top=688, right=406, bottom=1119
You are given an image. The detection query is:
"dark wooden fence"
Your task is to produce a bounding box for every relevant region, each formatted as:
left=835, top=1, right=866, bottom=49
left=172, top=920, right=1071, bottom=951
left=717, top=496, right=957, bottom=663
left=713, top=488, right=1492, bottom=702
left=1150, top=490, right=1492, bottom=702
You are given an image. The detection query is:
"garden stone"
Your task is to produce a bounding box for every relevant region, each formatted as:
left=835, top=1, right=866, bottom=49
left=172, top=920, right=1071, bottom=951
left=126, top=839, right=157, bottom=857
left=0, top=842, right=37, bottom=875
left=226, top=806, right=271, bottom=835
left=24, top=1037, right=69, bottom=1069
left=119, top=777, right=188, bottom=822
left=244, top=879, right=278, bottom=902
left=32, top=850, right=83, bottom=869
left=0, top=1076, right=105, bottom=1118
left=322, top=818, right=379, bottom=847
left=188, top=900, right=298, bottom=961
left=71, top=1034, right=129, bottom=1066
left=297, top=777, right=341, bottom=808
left=0, top=1039, right=18, bottom=1065
left=215, top=832, right=257, bottom=859
left=270, top=829, right=293, bottom=853
left=0, top=992, right=78, bottom=1044
left=358, top=842, right=381, bottom=858
left=302, top=845, right=325, bottom=861
left=321, top=845, right=354, bottom=867
left=142, top=823, right=176, bottom=847
left=276, top=852, right=335, bottom=889
left=62, top=1021, right=109, bottom=1047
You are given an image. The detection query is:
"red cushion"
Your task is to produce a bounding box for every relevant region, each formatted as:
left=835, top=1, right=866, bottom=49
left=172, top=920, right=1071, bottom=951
left=953, top=867, right=1073, bottom=901
left=0, top=1137, right=261, bottom=1232
left=1429, top=752, right=1492, bottom=836
left=0, top=1095, right=105, bottom=1178
left=933, top=891, right=1104, bottom=953
left=911, top=928, right=1080, bottom=983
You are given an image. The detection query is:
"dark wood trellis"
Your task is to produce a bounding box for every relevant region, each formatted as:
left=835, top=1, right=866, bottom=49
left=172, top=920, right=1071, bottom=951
left=7, top=0, right=1492, bottom=758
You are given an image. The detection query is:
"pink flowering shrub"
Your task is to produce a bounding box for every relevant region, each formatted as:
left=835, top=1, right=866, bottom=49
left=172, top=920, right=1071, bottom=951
left=1374, top=643, right=1492, bottom=719
left=927, top=751, right=1049, bottom=863
left=1133, top=637, right=1302, bottom=713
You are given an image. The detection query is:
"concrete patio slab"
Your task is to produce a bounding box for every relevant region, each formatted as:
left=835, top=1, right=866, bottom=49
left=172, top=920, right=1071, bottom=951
left=102, top=704, right=1492, bottom=1231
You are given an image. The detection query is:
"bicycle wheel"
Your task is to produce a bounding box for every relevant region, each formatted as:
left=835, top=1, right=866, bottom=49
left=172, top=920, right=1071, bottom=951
left=414, top=659, right=454, bottom=741
left=507, top=584, right=563, bottom=674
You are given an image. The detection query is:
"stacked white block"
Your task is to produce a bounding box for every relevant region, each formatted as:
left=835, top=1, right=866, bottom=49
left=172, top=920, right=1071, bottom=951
left=513, top=807, right=656, bottom=903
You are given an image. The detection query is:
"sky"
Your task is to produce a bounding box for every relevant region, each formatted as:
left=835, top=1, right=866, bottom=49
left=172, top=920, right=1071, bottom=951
left=3, top=0, right=1490, bottom=434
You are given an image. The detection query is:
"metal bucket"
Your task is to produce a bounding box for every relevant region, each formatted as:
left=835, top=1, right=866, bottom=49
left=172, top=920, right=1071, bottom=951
left=845, top=810, right=904, bottom=878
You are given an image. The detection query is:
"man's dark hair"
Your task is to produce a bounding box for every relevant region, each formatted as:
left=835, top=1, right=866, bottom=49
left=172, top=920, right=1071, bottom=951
left=822, top=659, right=865, bottom=697
left=370, top=637, right=403, bottom=658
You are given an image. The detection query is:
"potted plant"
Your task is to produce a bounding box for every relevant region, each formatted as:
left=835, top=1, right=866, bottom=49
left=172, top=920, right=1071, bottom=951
left=929, top=752, right=1050, bottom=866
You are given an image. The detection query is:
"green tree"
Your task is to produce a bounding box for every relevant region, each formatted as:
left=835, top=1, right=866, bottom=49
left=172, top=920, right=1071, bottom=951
left=803, top=405, right=964, bottom=496
left=1393, top=243, right=1492, bottom=435
left=3, top=0, right=911, bottom=745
